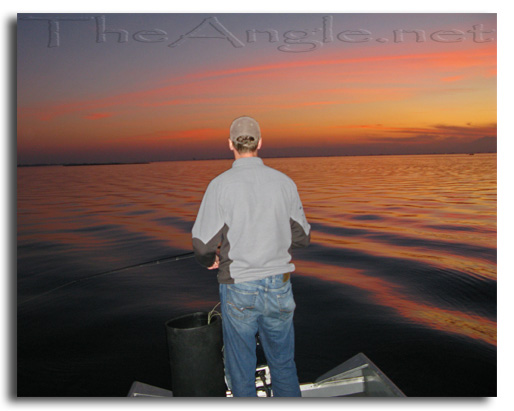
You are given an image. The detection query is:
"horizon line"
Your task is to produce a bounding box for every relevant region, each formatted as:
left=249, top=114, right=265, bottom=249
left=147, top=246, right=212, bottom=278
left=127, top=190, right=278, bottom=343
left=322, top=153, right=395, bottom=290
left=17, top=150, right=496, bottom=167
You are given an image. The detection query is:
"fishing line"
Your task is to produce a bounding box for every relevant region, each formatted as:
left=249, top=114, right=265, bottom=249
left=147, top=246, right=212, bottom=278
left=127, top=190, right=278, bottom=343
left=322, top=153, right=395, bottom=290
left=19, top=251, right=195, bottom=306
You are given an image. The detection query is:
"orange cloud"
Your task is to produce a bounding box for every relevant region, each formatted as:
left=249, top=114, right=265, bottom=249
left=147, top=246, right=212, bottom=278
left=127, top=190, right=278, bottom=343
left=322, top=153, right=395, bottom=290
left=336, top=123, right=496, bottom=139
left=83, top=112, right=114, bottom=120
left=18, top=44, right=496, bottom=123
left=441, top=75, right=465, bottom=82
left=179, top=45, right=496, bottom=82
left=108, top=127, right=224, bottom=145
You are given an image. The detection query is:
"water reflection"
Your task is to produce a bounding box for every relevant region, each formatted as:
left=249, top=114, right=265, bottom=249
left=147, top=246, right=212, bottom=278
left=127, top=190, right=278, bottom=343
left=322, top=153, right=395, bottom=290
left=294, top=260, right=496, bottom=346
left=17, top=154, right=496, bottom=396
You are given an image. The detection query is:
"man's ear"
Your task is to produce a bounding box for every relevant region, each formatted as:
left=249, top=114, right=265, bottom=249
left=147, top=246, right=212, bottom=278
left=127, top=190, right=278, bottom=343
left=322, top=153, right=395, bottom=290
left=228, top=139, right=234, bottom=151
left=257, top=137, right=262, bottom=150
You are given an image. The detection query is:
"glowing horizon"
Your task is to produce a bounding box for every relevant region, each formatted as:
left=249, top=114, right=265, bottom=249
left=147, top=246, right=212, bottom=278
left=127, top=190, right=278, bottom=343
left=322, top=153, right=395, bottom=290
left=17, top=13, right=497, bottom=164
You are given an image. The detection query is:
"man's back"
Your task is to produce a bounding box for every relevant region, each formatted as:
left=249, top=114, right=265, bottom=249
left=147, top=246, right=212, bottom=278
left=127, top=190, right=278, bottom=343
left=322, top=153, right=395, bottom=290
left=192, top=157, right=310, bottom=284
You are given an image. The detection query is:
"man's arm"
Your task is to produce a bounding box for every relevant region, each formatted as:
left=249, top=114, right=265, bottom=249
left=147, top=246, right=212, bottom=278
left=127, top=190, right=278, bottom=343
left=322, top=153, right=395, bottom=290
left=290, top=218, right=310, bottom=248
left=192, top=181, right=224, bottom=268
left=290, top=187, right=311, bottom=248
left=192, top=235, right=221, bottom=268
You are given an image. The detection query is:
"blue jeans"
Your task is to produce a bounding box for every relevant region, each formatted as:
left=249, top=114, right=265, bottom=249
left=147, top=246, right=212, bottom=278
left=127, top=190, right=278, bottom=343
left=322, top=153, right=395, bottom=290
left=219, top=274, right=301, bottom=397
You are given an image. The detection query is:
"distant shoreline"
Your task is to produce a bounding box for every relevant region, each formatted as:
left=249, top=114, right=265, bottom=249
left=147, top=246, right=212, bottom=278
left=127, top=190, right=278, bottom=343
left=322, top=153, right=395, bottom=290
left=17, top=151, right=496, bottom=168
left=18, top=162, right=151, bottom=168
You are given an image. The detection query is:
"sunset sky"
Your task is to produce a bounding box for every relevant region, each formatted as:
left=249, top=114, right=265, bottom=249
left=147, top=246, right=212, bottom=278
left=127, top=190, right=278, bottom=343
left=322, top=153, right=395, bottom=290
left=17, top=13, right=497, bottom=164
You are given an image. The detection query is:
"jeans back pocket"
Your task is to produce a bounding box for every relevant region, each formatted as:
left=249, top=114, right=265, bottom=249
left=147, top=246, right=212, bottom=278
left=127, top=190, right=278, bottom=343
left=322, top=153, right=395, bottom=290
left=276, top=282, right=296, bottom=320
left=226, top=285, right=259, bottom=322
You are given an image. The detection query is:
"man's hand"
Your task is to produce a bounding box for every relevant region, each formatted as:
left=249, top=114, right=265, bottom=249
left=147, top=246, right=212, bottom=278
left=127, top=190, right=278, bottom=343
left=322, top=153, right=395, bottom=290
left=208, top=255, right=219, bottom=270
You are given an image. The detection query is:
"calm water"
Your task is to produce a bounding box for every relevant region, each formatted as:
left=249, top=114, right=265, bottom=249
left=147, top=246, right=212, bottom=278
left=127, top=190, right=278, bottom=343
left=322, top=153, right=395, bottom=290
left=17, top=154, right=497, bottom=397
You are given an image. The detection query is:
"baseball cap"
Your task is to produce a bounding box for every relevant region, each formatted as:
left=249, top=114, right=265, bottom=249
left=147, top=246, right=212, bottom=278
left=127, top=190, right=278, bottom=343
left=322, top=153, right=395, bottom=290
left=229, top=116, right=261, bottom=143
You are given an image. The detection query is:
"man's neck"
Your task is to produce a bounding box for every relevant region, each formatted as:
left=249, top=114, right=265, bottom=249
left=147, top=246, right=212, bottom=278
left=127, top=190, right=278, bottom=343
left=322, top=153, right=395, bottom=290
left=233, top=151, right=258, bottom=160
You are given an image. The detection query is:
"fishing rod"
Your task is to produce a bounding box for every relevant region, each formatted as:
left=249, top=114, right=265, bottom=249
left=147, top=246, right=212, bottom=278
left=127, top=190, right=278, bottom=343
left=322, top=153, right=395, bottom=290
left=19, top=251, right=196, bottom=306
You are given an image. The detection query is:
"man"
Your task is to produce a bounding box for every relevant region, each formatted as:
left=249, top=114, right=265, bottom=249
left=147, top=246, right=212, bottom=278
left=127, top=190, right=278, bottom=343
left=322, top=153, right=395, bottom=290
left=192, top=116, right=310, bottom=397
